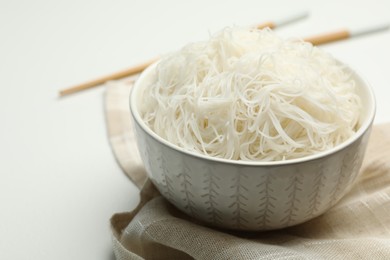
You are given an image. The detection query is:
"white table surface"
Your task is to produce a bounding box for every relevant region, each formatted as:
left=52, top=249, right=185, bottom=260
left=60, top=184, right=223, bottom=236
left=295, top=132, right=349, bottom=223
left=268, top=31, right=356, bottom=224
left=1, top=0, right=389, bottom=259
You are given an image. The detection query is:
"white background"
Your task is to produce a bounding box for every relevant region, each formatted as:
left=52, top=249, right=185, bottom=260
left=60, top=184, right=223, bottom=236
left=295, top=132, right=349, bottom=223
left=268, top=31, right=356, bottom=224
left=1, top=0, right=389, bottom=259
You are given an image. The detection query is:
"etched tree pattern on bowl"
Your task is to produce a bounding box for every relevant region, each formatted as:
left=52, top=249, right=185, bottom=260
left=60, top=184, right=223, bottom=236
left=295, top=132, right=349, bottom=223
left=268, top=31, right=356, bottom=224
left=306, top=162, right=327, bottom=218
left=228, top=169, right=250, bottom=229
left=281, top=169, right=304, bottom=227
left=200, top=165, right=223, bottom=225
left=178, top=159, right=198, bottom=218
left=255, top=172, right=277, bottom=229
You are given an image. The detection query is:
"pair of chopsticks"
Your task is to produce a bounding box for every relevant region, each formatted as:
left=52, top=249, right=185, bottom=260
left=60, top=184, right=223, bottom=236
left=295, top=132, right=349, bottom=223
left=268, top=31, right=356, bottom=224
left=59, top=12, right=389, bottom=97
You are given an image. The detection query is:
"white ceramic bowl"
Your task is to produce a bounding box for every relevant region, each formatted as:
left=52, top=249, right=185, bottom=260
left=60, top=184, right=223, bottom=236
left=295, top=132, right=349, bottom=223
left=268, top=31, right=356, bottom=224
left=130, top=62, right=375, bottom=231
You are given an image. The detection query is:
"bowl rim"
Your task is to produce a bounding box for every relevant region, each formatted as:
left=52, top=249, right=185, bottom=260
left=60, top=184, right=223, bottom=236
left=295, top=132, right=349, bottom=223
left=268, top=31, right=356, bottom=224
left=130, top=61, right=376, bottom=166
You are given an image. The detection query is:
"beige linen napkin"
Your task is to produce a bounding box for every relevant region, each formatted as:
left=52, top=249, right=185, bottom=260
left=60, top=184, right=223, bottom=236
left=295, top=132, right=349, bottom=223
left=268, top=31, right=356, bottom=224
left=105, top=80, right=390, bottom=259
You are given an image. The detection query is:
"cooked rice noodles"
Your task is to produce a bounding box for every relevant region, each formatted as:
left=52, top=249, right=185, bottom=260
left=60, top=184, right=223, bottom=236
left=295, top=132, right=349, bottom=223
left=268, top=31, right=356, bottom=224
left=139, top=27, right=361, bottom=161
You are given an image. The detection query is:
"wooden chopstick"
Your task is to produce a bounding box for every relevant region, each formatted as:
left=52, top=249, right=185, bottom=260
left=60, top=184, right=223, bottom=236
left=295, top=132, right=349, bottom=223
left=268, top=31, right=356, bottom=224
left=58, top=58, right=158, bottom=97
left=303, top=30, right=350, bottom=46
left=59, top=21, right=388, bottom=97
left=303, top=22, right=389, bottom=45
